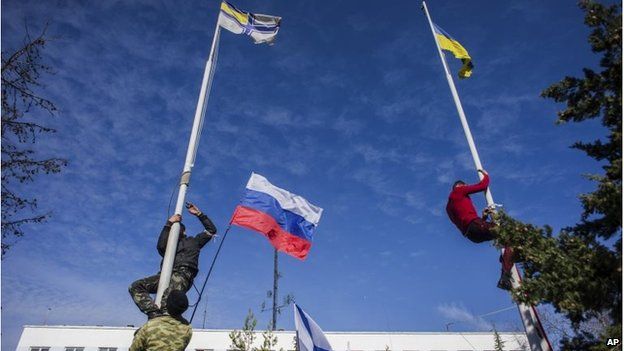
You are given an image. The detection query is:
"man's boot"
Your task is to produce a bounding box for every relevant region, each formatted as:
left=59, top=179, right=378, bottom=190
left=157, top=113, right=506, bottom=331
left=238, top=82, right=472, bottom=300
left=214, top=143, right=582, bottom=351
left=497, top=270, right=512, bottom=291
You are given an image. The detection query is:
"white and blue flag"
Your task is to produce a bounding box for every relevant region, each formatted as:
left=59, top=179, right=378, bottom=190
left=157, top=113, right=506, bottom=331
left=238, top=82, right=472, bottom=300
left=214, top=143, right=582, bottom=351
left=218, top=1, right=281, bottom=45
left=294, top=304, right=334, bottom=351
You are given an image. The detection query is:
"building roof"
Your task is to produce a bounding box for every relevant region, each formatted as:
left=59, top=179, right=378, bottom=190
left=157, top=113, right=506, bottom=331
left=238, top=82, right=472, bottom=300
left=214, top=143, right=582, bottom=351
left=18, top=324, right=530, bottom=351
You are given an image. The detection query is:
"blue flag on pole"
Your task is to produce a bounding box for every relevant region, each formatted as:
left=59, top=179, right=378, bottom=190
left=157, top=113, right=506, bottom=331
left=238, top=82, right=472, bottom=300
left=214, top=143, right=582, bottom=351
left=294, top=304, right=334, bottom=351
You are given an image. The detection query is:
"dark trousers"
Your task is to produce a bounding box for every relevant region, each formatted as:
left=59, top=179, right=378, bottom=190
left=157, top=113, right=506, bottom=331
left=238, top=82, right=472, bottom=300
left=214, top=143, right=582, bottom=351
left=129, top=266, right=195, bottom=315
left=464, top=218, right=515, bottom=273
left=464, top=218, right=496, bottom=243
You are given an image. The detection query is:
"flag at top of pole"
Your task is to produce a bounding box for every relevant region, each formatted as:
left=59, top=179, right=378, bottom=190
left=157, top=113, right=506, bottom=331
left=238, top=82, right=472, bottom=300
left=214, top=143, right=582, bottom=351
left=154, top=2, right=281, bottom=309
left=432, top=23, right=473, bottom=79
left=218, top=1, right=281, bottom=45
left=231, top=173, right=323, bottom=260
left=422, top=2, right=552, bottom=350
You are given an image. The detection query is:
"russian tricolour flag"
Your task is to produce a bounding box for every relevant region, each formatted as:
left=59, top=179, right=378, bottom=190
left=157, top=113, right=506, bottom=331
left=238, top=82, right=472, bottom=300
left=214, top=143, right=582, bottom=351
left=294, top=304, right=334, bottom=351
left=231, top=173, right=323, bottom=260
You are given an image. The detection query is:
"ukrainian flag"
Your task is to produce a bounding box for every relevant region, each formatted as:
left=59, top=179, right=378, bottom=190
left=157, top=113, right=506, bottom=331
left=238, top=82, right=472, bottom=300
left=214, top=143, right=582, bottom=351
left=218, top=1, right=281, bottom=45
left=433, top=23, right=473, bottom=79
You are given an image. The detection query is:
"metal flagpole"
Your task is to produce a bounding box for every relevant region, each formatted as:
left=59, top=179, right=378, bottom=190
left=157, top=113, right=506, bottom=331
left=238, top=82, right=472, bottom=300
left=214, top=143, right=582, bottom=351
left=155, top=18, right=222, bottom=307
left=421, top=2, right=552, bottom=351
left=421, top=2, right=493, bottom=204
left=272, top=248, right=279, bottom=330
left=293, top=304, right=303, bottom=351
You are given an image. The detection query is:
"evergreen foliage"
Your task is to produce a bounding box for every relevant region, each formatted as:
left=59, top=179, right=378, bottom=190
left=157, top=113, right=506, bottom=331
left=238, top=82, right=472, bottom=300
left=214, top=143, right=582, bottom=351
left=494, top=212, right=620, bottom=326
left=541, top=0, right=622, bottom=243
left=494, top=1, right=621, bottom=349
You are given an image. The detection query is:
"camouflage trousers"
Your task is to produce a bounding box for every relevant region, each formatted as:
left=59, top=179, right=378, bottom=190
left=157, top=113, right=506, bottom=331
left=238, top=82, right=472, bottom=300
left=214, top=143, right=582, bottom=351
left=129, top=266, right=195, bottom=315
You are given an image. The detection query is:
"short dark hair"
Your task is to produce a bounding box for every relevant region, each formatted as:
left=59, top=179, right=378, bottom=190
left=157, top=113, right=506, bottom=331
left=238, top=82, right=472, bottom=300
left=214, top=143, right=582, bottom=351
left=453, top=180, right=466, bottom=188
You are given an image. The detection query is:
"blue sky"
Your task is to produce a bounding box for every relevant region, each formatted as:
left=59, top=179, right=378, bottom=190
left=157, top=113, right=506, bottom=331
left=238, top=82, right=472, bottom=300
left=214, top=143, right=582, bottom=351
left=1, top=0, right=613, bottom=350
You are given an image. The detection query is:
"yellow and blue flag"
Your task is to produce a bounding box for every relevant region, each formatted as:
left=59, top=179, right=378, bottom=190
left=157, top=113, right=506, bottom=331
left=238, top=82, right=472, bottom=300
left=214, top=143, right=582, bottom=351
left=433, top=23, right=473, bottom=79
left=218, top=1, right=281, bottom=45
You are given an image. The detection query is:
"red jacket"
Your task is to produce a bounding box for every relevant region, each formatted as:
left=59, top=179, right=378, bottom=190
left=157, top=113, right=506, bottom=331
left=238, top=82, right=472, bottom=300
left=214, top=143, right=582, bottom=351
left=446, top=173, right=490, bottom=233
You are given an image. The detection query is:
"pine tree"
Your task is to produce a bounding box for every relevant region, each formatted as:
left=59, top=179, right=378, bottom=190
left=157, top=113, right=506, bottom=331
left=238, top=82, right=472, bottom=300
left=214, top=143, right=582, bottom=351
left=493, top=1, right=621, bottom=349
left=494, top=211, right=621, bottom=350
left=541, top=0, right=622, bottom=243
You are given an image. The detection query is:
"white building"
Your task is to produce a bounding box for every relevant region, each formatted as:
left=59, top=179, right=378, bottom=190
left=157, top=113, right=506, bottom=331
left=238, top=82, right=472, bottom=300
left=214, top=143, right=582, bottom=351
left=17, top=325, right=529, bottom=351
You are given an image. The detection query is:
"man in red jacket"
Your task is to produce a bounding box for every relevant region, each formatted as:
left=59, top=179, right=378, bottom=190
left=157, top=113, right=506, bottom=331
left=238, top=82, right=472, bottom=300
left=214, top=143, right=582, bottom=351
left=446, top=169, right=513, bottom=290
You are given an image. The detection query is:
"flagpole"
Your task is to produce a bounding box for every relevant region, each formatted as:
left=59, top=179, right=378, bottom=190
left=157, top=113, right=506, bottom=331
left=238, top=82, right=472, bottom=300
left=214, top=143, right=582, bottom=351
left=155, top=17, right=222, bottom=308
left=295, top=329, right=302, bottom=351
left=272, top=248, right=279, bottom=330
left=421, top=2, right=492, bottom=204
left=421, top=2, right=552, bottom=351
left=294, top=304, right=302, bottom=351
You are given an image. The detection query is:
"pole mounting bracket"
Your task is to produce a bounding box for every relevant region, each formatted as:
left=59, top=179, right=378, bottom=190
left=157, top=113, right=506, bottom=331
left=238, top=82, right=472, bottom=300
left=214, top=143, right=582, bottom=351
left=180, top=171, right=191, bottom=186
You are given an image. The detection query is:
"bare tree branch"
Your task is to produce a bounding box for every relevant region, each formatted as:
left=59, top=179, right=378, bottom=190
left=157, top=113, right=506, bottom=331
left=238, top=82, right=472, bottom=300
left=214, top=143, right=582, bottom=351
left=1, top=24, right=67, bottom=258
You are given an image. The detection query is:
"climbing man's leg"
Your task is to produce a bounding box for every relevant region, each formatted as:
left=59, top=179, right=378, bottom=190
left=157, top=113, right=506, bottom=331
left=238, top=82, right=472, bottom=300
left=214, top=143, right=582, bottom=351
left=496, top=247, right=517, bottom=291
left=464, top=218, right=497, bottom=243
left=501, top=247, right=515, bottom=273
left=159, top=267, right=195, bottom=314
left=464, top=218, right=515, bottom=290
left=129, top=274, right=161, bottom=316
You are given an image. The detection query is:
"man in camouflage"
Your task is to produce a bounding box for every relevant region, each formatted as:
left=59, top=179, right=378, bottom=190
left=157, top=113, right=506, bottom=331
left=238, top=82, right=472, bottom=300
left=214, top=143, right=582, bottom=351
left=129, top=202, right=217, bottom=318
left=129, top=290, right=192, bottom=351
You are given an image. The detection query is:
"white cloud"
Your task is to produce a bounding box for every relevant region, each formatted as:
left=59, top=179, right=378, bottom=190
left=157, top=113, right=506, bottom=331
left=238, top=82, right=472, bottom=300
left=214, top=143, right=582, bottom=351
left=409, top=250, right=425, bottom=258
left=333, top=114, right=364, bottom=136
left=346, top=13, right=369, bottom=32
left=437, top=302, right=492, bottom=331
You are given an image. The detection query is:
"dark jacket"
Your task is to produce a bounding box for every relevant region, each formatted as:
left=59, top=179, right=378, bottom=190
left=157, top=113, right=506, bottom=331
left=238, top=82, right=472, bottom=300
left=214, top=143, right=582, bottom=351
left=446, top=173, right=490, bottom=234
left=157, top=213, right=217, bottom=274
